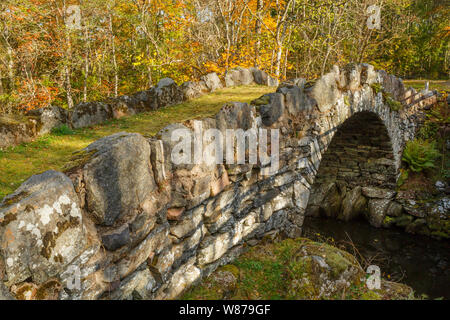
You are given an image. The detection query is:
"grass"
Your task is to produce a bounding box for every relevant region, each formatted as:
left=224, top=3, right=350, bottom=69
left=181, top=238, right=416, bottom=300
left=403, top=80, right=450, bottom=92
left=0, top=85, right=274, bottom=201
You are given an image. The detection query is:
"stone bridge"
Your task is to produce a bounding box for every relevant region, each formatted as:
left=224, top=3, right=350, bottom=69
left=0, top=63, right=439, bottom=300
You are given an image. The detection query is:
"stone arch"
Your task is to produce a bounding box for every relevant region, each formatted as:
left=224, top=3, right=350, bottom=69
left=305, top=110, right=398, bottom=222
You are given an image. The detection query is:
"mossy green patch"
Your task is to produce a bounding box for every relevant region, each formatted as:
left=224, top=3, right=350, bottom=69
left=403, top=80, right=450, bottom=92
left=250, top=94, right=270, bottom=106
left=384, top=94, right=402, bottom=111
left=62, top=149, right=98, bottom=173
left=393, top=214, right=414, bottom=228
left=371, top=83, right=383, bottom=94
left=182, top=238, right=413, bottom=300
left=344, top=95, right=350, bottom=106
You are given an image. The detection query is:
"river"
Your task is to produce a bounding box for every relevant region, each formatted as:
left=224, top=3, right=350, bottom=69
left=302, top=217, right=450, bottom=299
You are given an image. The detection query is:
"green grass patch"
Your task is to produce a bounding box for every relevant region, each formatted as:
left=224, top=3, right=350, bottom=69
left=403, top=80, right=450, bottom=92
left=0, top=85, right=274, bottom=201
left=182, top=238, right=415, bottom=300
left=51, top=124, right=75, bottom=136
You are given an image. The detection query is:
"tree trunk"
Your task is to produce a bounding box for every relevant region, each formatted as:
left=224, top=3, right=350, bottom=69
left=274, top=43, right=282, bottom=79
left=83, top=25, right=90, bottom=102
left=62, top=0, right=74, bottom=109
left=109, top=13, right=118, bottom=98
left=254, top=0, right=263, bottom=68
left=6, top=46, right=14, bottom=92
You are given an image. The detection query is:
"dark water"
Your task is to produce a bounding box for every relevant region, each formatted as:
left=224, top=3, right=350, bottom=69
left=302, top=217, right=450, bottom=299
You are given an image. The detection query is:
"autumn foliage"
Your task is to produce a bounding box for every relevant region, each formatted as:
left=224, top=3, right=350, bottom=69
left=0, top=0, right=448, bottom=113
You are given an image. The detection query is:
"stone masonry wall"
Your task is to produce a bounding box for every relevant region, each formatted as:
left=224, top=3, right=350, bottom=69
left=0, top=63, right=438, bottom=300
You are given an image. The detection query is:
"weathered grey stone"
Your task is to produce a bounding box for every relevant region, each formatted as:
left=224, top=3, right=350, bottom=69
left=205, top=209, right=234, bottom=234
left=378, top=70, right=405, bottom=101
left=320, top=183, right=343, bottom=218
left=198, top=211, right=260, bottom=266
left=108, top=268, right=156, bottom=300
left=153, top=257, right=201, bottom=299
left=201, top=73, right=223, bottom=92
left=27, top=106, right=70, bottom=135
left=210, top=170, right=230, bottom=196
left=0, top=115, right=40, bottom=148
left=225, top=68, right=254, bottom=87
left=149, top=138, right=171, bottom=186
left=72, top=102, right=113, bottom=129
left=294, top=181, right=311, bottom=211
left=172, top=167, right=213, bottom=209
left=277, top=85, right=313, bottom=116
left=0, top=170, right=86, bottom=286
left=360, top=63, right=377, bottom=85
left=279, top=78, right=306, bottom=89
left=197, top=232, right=232, bottom=266
left=108, top=98, right=136, bottom=119
left=250, top=67, right=269, bottom=85
left=181, top=81, right=208, bottom=100
left=367, top=199, right=391, bottom=227
left=338, top=186, right=367, bottom=221
left=310, top=71, right=340, bottom=112
left=169, top=225, right=206, bottom=264
left=271, top=188, right=294, bottom=212
left=259, top=93, right=285, bottom=126
left=264, top=209, right=288, bottom=231
left=0, top=63, right=438, bottom=300
left=362, top=187, right=395, bottom=199
left=170, top=205, right=204, bottom=239
left=342, top=64, right=362, bottom=91
left=101, top=224, right=130, bottom=251
left=116, top=223, right=169, bottom=279
left=385, top=201, right=403, bottom=217
left=0, top=282, right=14, bottom=300
left=153, top=77, right=184, bottom=109
left=130, top=90, right=155, bottom=111
left=81, top=132, right=156, bottom=226
left=216, top=102, right=257, bottom=132
left=205, top=188, right=237, bottom=220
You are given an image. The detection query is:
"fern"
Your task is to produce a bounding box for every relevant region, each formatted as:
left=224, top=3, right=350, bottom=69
left=402, top=139, right=441, bottom=173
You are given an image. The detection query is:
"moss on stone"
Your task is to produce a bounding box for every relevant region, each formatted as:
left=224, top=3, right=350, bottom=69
left=304, top=80, right=317, bottom=89
left=360, top=289, right=382, bottom=300
left=62, top=148, right=98, bottom=173
left=370, top=83, right=383, bottom=94
left=430, top=231, right=450, bottom=239
left=384, top=94, right=402, bottom=111
left=393, top=214, right=414, bottom=228
left=219, top=264, right=240, bottom=279
left=250, top=94, right=270, bottom=107
left=181, top=238, right=414, bottom=300
left=1, top=191, right=30, bottom=209
left=383, top=215, right=395, bottom=226
left=344, top=95, right=350, bottom=106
